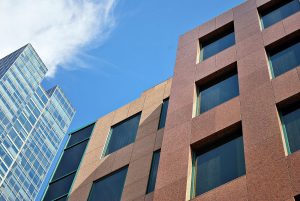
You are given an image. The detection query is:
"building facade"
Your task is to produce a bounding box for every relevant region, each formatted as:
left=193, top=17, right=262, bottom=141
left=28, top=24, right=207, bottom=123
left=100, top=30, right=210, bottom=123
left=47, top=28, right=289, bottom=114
left=44, top=0, right=300, bottom=200
left=0, top=44, right=75, bottom=201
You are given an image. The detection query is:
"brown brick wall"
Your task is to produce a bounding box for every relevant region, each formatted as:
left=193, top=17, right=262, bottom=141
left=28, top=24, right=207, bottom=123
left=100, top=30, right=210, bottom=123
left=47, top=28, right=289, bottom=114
left=69, top=0, right=300, bottom=200
left=154, top=0, right=300, bottom=201
left=68, top=79, right=172, bottom=201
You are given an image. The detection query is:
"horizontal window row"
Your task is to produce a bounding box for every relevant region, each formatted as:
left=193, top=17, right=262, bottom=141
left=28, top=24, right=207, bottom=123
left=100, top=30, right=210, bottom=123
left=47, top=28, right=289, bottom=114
left=88, top=149, right=161, bottom=201
left=43, top=123, right=95, bottom=201
left=103, top=98, right=169, bottom=156
left=198, top=0, right=300, bottom=62
left=86, top=106, right=300, bottom=200
left=196, top=29, right=300, bottom=115
left=76, top=93, right=300, bottom=201
left=86, top=125, right=246, bottom=201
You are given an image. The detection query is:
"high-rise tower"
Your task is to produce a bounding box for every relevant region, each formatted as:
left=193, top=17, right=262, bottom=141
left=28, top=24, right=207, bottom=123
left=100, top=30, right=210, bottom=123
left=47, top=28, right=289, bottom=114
left=0, top=44, right=75, bottom=201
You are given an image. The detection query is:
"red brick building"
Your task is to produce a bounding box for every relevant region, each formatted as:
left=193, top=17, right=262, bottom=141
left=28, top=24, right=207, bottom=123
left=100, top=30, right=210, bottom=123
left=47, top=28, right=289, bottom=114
left=43, top=0, right=300, bottom=200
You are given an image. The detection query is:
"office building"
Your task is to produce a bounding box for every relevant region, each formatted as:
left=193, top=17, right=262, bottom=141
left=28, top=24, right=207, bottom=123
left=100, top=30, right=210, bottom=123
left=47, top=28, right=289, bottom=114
left=43, top=0, right=300, bottom=200
left=0, top=44, right=75, bottom=201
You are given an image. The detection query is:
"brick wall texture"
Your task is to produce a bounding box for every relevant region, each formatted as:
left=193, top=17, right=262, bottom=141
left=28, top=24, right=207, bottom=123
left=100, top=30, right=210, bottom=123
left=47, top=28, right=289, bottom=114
left=69, top=0, right=300, bottom=200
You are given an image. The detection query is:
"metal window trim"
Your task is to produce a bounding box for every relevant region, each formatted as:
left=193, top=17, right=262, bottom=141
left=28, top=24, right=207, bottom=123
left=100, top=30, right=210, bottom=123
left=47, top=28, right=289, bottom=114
left=86, top=165, right=129, bottom=201
left=146, top=149, right=161, bottom=194
left=41, top=122, right=96, bottom=201
left=157, top=98, right=169, bottom=130
left=67, top=122, right=96, bottom=199
left=279, top=111, right=292, bottom=155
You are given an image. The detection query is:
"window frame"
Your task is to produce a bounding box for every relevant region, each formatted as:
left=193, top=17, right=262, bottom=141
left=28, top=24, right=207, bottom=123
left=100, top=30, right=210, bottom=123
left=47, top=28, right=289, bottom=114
left=158, top=98, right=169, bottom=130
left=196, top=66, right=239, bottom=115
left=190, top=127, right=245, bottom=198
left=266, top=36, right=300, bottom=78
left=199, top=22, right=235, bottom=62
left=279, top=101, right=300, bottom=154
left=87, top=166, right=128, bottom=201
left=259, top=0, right=300, bottom=29
left=146, top=150, right=161, bottom=194
left=103, top=112, right=141, bottom=157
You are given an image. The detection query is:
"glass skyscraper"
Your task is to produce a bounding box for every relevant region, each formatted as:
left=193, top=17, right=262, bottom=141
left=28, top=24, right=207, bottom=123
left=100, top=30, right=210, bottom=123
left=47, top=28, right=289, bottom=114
left=0, top=44, right=75, bottom=201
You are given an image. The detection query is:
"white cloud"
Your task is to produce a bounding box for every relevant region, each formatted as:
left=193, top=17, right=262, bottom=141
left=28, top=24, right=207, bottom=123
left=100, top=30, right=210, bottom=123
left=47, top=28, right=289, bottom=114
left=0, top=0, right=117, bottom=77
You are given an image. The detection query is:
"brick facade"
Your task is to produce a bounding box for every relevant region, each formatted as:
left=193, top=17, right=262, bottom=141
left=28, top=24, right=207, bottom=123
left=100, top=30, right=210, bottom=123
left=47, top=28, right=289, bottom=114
left=69, top=0, right=300, bottom=200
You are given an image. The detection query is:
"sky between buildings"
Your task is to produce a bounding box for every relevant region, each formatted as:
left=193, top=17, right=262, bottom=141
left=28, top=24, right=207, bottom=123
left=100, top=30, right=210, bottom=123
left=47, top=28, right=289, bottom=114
left=42, top=0, right=245, bottom=132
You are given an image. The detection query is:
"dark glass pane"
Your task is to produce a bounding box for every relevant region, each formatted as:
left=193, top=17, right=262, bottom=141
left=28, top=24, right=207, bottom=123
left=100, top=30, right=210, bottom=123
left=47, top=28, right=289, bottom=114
left=88, top=167, right=128, bottom=201
left=55, top=196, right=68, bottom=201
left=43, top=173, right=75, bottom=201
left=194, top=134, right=245, bottom=196
left=146, top=150, right=161, bottom=193
left=202, top=32, right=235, bottom=60
left=199, top=72, right=239, bottom=114
left=295, top=194, right=300, bottom=201
left=158, top=99, right=169, bottom=129
left=67, top=123, right=95, bottom=148
left=269, top=41, right=300, bottom=77
left=282, top=104, right=300, bottom=153
left=261, top=0, right=300, bottom=29
left=52, top=140, right=88, bottom=181
left=105, top=114, right=141, bottom=155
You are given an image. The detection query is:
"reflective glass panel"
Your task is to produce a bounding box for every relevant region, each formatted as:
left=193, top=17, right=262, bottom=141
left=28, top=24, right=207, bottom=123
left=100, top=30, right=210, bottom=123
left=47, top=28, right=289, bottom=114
left=281, top=103, right=300, bottom=153
left=269, top=40, right=300, bottom=77
left=105, top=114, right=141, bottom=156
left=52, top=140, right=88, bottom=181
left=67, top=123, right=94, bottom=148
left=194, top=132, right=245, bottom=196
left=199, top=71, right=239, bottom=114
left=261, top=0, right=300, bottom=29
left=43, top=173, right=75, bottom=201
left=158, top=99, right=169, bottom=129
left=201, top=31, right=235, bottom=60
left=88, top=167, right=128, bottom=201
left=146, top=150, right=161, bottom=193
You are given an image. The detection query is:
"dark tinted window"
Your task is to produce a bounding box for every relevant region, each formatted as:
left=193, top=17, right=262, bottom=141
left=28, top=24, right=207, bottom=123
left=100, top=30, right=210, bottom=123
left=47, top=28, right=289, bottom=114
left=67, top=123, right=95, bottom=148
left=193, top=132, right=245, bottom=196
left=198, top=70, right=239, bottom=114
left=201, top=28, right=235, bottom=61
left=260, top=0, right=300, bottom=29
left=55, top=196, right=68, bottom=201
left=43, top=173, right=75, bottom=201
left=295, top=194, right=300, bottom=201
left=88, top=167, right=128, bottom=201
left=105, top=113, right=141, bottom=156
left=281, top=103, right=300, bottom=153
left=269, top=40, right=300, bottom=77
left=146, top=150, right=161, bottom=193
left=52, top=140, right=88, bottom=181
left=158, top=99, right=169, bottom=129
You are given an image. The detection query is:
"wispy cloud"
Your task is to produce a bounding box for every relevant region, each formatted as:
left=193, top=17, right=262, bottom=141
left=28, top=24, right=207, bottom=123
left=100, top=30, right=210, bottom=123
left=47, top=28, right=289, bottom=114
left=0, top=0, right=117, bottom=77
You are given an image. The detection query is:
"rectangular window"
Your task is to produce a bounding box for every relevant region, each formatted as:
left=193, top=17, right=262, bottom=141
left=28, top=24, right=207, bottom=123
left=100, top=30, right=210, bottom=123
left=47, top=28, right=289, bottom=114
left=267, top=38, right=300, bottom=78
left=280, top=102, right=300, bottom=154
left=146, top=150, right=161, bottom=194
left=66, top=123, right=94, bottom=148
left=104, top=113, right=141, bottom=156
left=52, top=140, right=88, bottom=181
left=43, top=172, right=76, bottom=201
left=197, top=67, right=239, bottom=114
left=191, top=130, right=245, bottom=197
left=295, top=195, right=300, bottom=201
left=200, top=23, right=235, bottom=61
left=259, top=0, right=300, bottom=29
left=88, top=166, right=128, bottom=201
left=158, top=98, right=169, bottom=129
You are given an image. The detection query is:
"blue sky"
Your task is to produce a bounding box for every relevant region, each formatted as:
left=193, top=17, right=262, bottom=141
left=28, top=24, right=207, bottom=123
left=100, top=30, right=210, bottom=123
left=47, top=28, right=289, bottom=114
left=43, top=0, right=245, bottom=132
